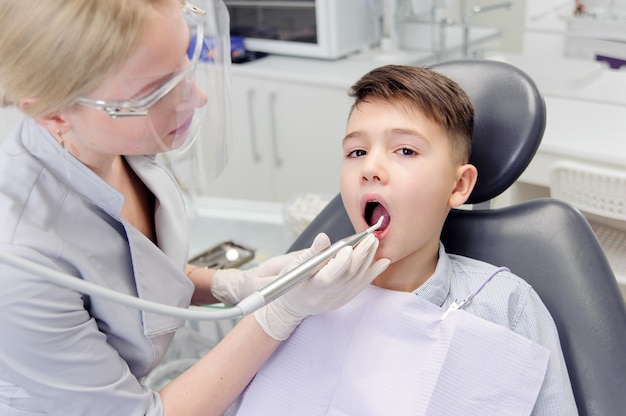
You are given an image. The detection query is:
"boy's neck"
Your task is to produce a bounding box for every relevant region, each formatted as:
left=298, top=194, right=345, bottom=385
left=372, top=248, right=438, bottom=292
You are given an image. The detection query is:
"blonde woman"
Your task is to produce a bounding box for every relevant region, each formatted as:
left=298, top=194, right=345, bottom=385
left=0, top=1, right=389, bottom=415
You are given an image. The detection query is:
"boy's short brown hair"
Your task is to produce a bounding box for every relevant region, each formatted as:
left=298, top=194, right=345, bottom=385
left=348, top=65, right=474, bottom=165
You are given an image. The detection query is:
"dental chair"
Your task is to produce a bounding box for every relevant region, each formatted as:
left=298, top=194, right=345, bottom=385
left=288, top=59, right=626, bottom=416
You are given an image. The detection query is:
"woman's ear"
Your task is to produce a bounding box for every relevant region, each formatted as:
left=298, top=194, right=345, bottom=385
left=19, top=98, right=71, bottom=135
left=449, top=163, right=478, bottom=208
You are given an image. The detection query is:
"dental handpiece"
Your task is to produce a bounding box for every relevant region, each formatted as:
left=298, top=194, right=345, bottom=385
left=236, top=216, right=384, bottom=315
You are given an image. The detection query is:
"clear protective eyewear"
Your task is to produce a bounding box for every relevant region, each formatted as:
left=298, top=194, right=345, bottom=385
left=75, top=3, right=207, bottom=118
left=79, top=1, right=233, bottom=196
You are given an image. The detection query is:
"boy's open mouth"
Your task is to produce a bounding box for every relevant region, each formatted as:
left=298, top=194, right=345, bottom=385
left=364, top=200, right=391, bottom=232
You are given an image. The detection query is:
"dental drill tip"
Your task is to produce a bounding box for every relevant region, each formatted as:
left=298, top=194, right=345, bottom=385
left=366, top=216, right=385, bottom=234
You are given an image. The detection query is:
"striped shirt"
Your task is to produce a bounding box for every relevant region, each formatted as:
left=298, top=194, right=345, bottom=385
left=415, top=244, right=579, bottom=415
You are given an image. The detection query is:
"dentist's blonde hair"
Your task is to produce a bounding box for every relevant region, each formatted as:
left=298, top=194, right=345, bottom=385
left=0, top=0, right=180, bottom=118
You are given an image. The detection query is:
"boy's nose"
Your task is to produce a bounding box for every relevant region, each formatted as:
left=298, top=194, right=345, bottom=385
left=360, top=153, right=387, bottom=183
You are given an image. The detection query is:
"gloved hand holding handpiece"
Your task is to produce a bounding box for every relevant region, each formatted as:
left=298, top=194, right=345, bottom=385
left=211, top=232, right=388, bottom=340
left=211, top=251, right=302, bottom=306
left=254, top=233, right=389, bottom=340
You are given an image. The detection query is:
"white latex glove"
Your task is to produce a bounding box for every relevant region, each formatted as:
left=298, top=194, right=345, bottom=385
left=255, top=233, right=390, bottom=340
left=210, top=235, right=331, bottom=305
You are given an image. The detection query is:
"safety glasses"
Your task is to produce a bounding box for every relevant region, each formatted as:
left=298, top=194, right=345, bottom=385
left=75, top=2, right=206, bottom=118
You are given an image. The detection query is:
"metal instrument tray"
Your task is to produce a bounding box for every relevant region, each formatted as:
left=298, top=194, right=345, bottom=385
left=189, top=240, right=255, bottom=269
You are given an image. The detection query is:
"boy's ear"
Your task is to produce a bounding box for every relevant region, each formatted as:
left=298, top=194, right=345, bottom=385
left=449, top=163, right=478, bottom=208
left=19, top=98, right=71, bottom=134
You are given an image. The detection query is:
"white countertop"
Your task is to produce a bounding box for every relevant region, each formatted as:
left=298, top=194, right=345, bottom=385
left=487, top=53, right=626, bottom=106
left=514, top=62, right=626, bottom=187
left=543, top=68, right=626, bottom=107
left=543, top=95, right=626, bottom=166
left=520, top=95, right=626, bottom=186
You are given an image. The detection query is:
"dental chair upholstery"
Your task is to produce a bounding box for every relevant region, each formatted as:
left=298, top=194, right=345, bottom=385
left=288, top=59, right=626, bottom=416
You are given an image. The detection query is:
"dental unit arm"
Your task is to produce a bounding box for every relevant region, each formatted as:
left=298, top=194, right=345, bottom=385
left=0, top=217, right=383, bottom=321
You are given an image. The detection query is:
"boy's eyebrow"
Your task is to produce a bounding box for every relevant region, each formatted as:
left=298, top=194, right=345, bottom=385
left=343, top=130, right=363, bottom=143
left=389, top=127, right=425, bottom=138
left=343, top=128, right=428, bottom=142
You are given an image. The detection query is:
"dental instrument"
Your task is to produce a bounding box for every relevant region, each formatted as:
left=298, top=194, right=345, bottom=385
left=0, top=216, right=384, bottom=321
left=239, top=216, right=385, bottom=312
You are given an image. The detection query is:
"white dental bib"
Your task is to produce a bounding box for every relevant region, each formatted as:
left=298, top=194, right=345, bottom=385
left=232, top=283, right=550, bottom=415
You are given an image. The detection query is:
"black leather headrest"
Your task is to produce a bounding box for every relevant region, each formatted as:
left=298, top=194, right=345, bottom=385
left=430, top=60, right=546, bottom=204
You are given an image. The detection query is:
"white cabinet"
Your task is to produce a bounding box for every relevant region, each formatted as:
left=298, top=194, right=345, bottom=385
left=203, top=72, right=353, bottom=202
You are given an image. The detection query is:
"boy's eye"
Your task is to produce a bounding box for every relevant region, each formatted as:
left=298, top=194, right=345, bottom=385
left=347, top=149, right=367, bottom=158
left=396, top=147, right=416, bottom=156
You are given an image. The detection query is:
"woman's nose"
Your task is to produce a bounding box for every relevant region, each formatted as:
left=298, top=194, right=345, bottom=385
left=192, top=82, right=209, bottom=109
left=176, top=80, right=208, bottom=112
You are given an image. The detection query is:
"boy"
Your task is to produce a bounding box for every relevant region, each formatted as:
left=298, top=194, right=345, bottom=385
left=227, top=65, right=578, bottom=415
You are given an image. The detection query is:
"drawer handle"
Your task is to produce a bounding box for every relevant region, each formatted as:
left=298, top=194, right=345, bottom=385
left=246, top=89, right=262, bottom=163
left=269, top=91, right=283, bottom=168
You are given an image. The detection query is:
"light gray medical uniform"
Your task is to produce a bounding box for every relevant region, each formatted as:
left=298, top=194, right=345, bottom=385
left=0, top=119, right=195, bottom=415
